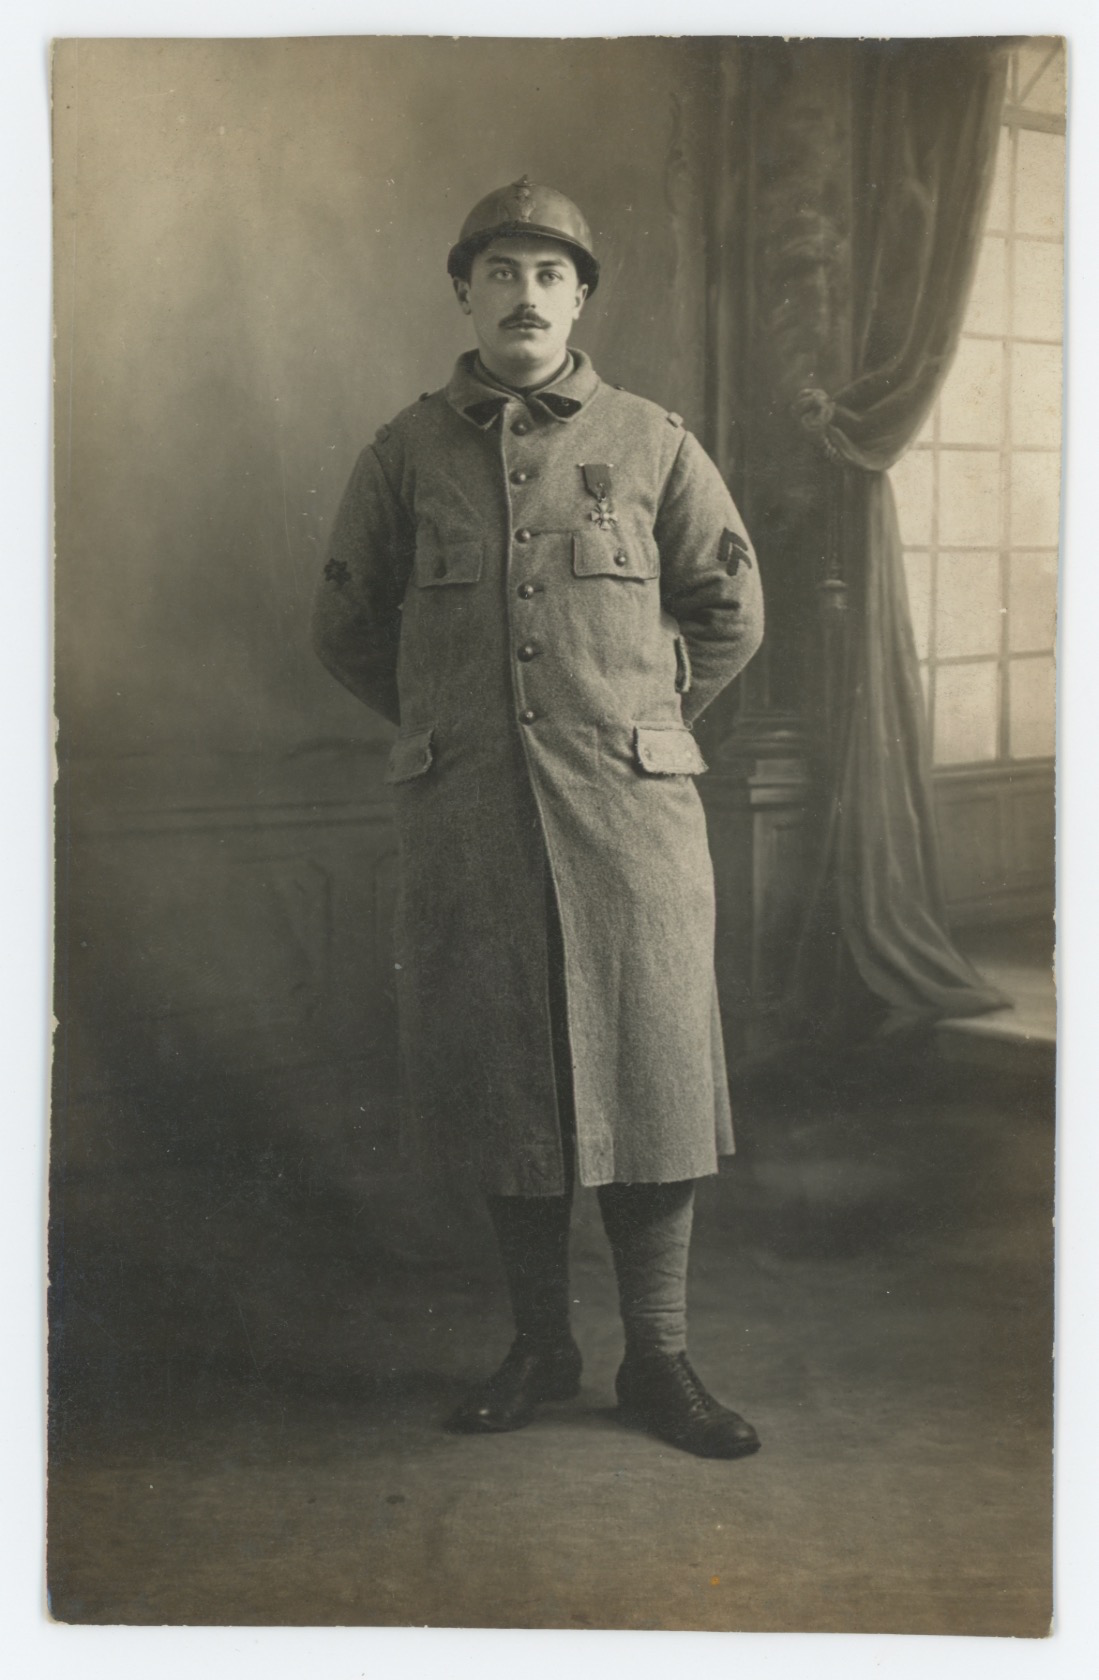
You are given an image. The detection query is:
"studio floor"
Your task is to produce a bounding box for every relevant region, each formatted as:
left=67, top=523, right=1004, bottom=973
left=48, top=1036, right=1054, bottom=1635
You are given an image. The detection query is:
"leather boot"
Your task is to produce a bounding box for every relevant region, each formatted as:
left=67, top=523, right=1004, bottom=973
left=447, top=1335, right=583, bottom=1433
left=615, top=1351, right=761, bottom=1459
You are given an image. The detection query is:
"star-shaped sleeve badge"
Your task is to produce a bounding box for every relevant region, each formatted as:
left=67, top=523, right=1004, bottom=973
left=324, top=557, right=351, bottom=588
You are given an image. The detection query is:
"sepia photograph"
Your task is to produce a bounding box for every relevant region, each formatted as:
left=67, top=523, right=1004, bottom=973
left=45, top=25, right=1064, bottom=1639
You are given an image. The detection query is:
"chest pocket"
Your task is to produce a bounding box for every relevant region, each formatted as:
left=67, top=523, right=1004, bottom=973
left=572, top=530, right=659, bottom=581
left=414, top=532, right=483, bottom=588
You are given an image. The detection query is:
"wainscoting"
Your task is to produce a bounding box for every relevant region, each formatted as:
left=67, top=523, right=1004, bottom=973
left=54, top=745, right=404, bottom=1192
left=933, top=760, right=1055, bottom=926
left=56, top=747, right=1053, bottom=1143
left=56, top=735, right=821, bottom=1185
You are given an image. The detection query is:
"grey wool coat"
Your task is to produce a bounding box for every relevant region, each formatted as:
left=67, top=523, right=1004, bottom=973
left=312, top=349, right=764, bottom=1195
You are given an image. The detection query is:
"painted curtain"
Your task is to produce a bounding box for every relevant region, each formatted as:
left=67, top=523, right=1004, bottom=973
left=784, top=39, right=1013, bottom=1036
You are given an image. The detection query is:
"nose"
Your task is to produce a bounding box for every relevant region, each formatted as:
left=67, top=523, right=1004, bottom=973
left=516, top=270, right=540, bottom=308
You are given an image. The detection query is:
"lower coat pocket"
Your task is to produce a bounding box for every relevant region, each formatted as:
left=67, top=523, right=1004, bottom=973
left=385, top=725, right=436, bottom=784
left=633, top=724, right=708, bottom=777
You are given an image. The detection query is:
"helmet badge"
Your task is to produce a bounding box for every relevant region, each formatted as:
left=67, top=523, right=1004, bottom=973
left=512, top=175, right=535, bottom=222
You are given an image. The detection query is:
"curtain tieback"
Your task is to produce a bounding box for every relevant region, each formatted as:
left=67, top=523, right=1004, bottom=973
left=791, top=387, right=846, bottom=464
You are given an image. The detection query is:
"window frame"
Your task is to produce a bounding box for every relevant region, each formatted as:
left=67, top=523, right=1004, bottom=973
left=897, top=40, right=1063, bottom=770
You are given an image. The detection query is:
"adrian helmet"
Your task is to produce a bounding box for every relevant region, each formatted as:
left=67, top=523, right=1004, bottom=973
left=447, top=176, right=600, bottom=294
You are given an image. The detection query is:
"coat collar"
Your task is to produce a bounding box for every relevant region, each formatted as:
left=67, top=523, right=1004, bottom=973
left=446, top=348, right=601, bottom=429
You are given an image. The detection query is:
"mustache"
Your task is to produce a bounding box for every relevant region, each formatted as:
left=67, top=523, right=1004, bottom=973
left=500, top=310, right=550, bottom=329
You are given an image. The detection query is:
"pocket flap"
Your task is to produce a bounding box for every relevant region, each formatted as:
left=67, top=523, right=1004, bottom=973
left=573, top=531, right=659, bottom=580
left=633, top=725, right=708, bottom=777
left=415, top=536, right=483, bottom=588
left=674, top=634, right=692, bottom=694
left=385, top=726, right=436, bottom=784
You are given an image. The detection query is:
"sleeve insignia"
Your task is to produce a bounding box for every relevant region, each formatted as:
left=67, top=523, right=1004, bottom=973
left=324, top=557, right=351, bottom=588
left=719, top=529, right=752, bottom=575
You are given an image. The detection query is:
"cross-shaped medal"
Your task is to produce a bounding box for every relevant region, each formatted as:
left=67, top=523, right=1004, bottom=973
left=581, top=463, right=618, bottom=529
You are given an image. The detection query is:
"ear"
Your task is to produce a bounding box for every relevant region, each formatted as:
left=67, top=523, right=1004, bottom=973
left=453, top=277, right=472, bottom=315
left=573, top=282, right=589, bottom=319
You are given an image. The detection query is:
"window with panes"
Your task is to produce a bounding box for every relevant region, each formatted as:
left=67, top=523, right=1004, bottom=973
left=891, top=39, right=1063, bottom=767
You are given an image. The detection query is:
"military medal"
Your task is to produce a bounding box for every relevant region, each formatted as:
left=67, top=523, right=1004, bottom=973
left=581, top=462, right=618, bottom=529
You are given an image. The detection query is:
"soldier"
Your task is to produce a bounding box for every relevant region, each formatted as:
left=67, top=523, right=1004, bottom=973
left=313, top=178, right=765, bottom=1458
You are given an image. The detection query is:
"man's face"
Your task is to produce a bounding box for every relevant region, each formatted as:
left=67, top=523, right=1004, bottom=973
left=454, top=236, right=588, bottom=382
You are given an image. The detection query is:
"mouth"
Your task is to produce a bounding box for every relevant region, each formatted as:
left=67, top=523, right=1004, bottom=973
left=502, top=317, right=549, bottom=332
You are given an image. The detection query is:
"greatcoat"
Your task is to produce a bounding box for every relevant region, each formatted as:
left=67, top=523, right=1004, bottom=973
left=312, top=349, right=764, bottom=1196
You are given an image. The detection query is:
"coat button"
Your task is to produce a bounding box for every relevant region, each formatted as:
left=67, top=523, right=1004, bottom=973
left=517, top=582, right=536, bottom=599
left=512, top=419, right=531, bottom=435
left=515, top=528, right=532, bottom=544
left=511, top=469, right=531, bottom=484
left=517, top=641, right=540, bottom=661
left=613, top=551, right=628, bottom=566
left=519, top=708, right=538, bottom=724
